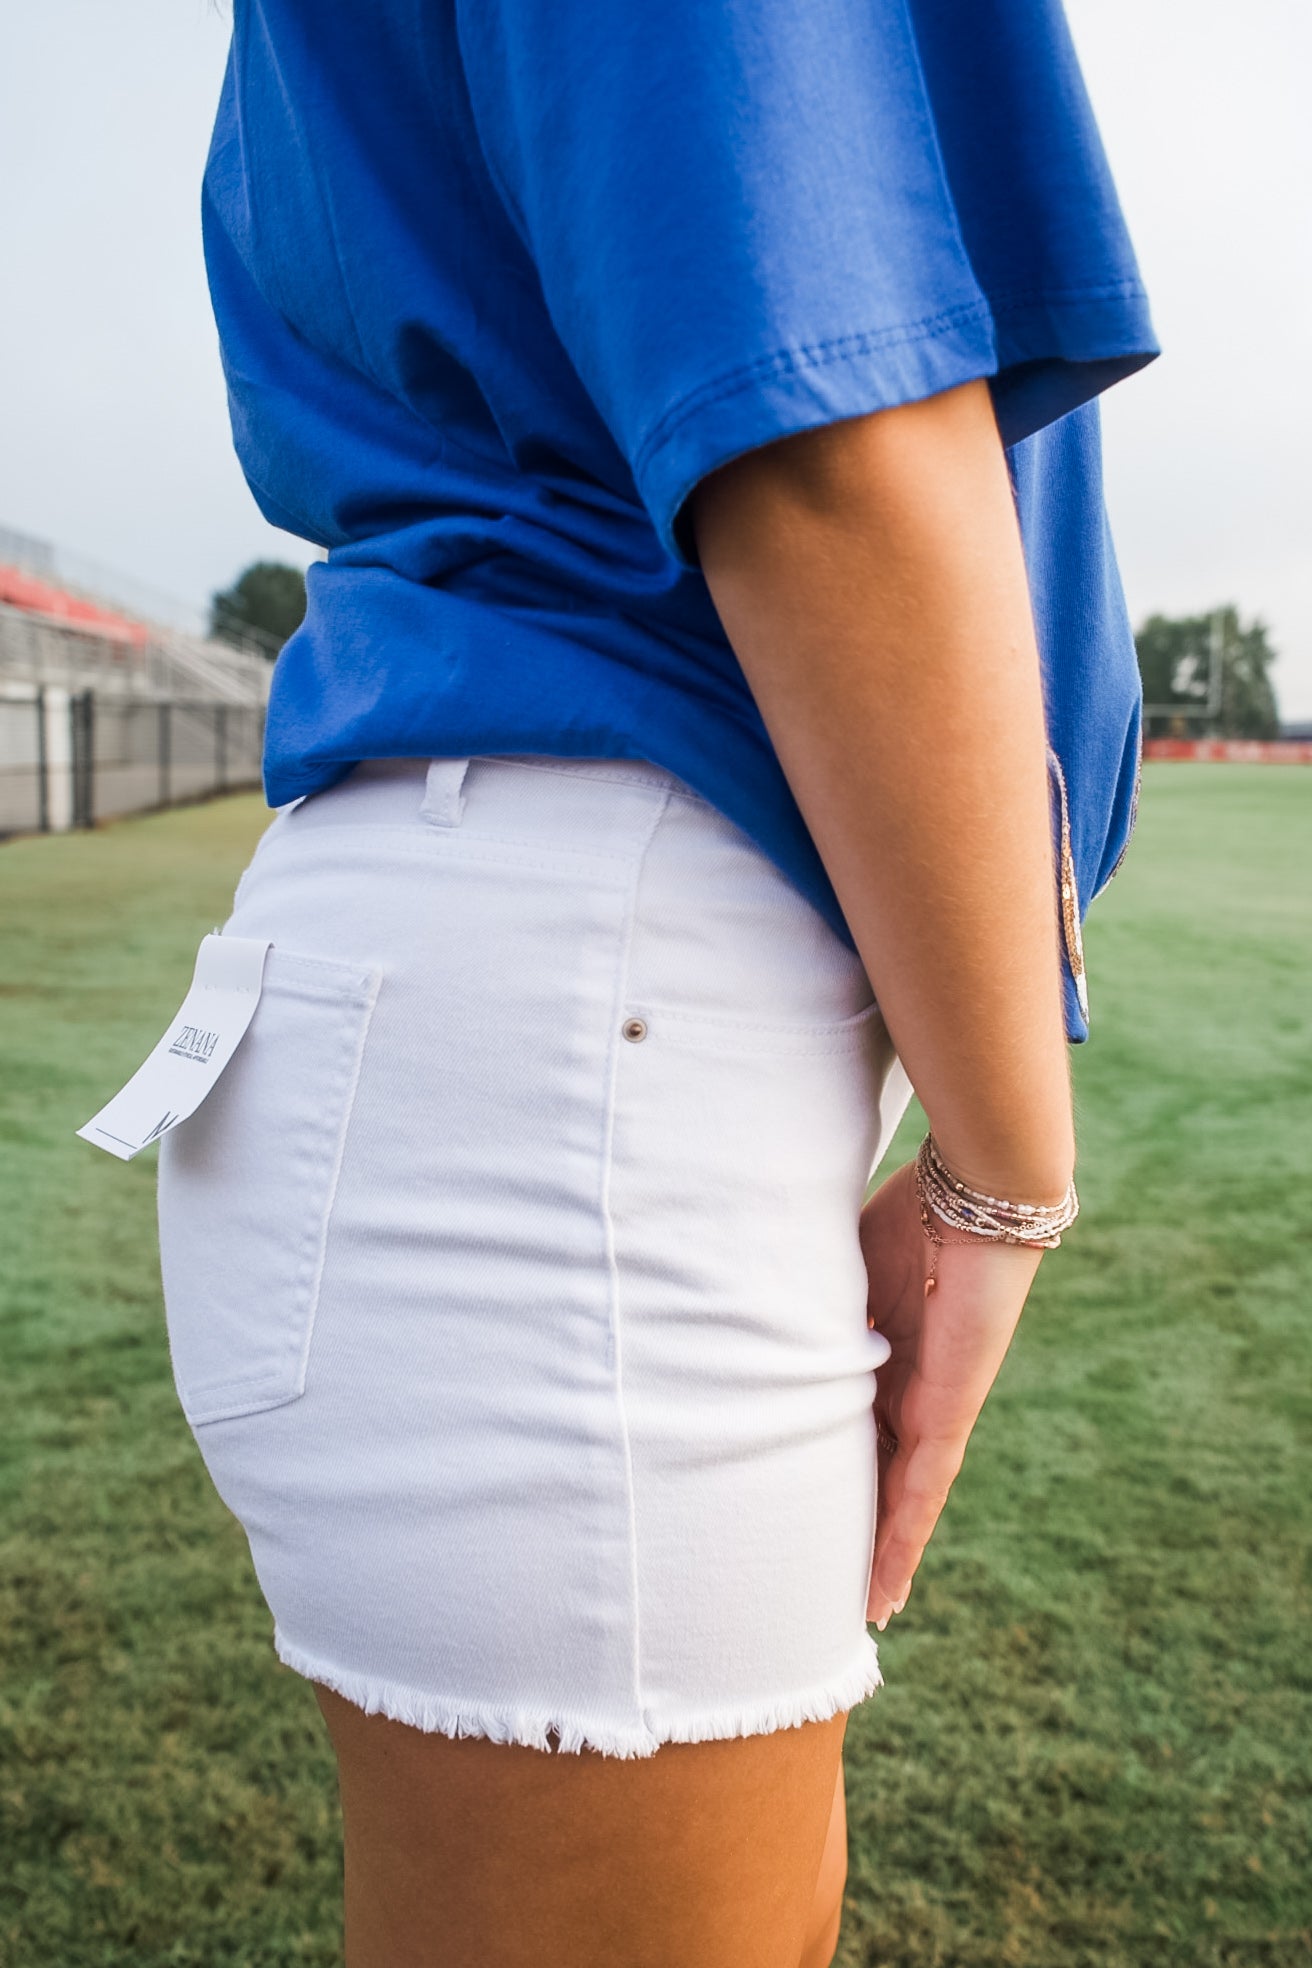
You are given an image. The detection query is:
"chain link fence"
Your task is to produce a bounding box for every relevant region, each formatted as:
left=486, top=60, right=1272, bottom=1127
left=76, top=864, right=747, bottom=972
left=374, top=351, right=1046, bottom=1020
left=0, top=688, right=265, bottom=837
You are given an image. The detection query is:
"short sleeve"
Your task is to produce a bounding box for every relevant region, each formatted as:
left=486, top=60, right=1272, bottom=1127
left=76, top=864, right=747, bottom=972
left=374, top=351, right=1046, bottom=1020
left=457, top=0, right=1159, bottom=569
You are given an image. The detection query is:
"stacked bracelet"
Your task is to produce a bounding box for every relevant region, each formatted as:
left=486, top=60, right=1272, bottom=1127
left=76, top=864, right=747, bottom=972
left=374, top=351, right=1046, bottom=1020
left=914, top=1132, right=1079, bottom=1256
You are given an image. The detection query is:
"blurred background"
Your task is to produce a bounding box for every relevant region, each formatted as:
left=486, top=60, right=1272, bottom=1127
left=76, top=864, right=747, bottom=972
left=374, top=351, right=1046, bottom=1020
left=1, top=3, right=1308, bottom=1966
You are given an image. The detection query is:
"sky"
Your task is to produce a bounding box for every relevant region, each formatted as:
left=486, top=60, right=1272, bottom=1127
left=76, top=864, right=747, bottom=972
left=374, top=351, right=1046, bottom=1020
left=1, top=0, right=1309, bottom=715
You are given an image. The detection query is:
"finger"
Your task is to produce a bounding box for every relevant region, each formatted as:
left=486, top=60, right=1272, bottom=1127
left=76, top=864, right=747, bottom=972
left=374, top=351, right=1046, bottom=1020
left=866, top=1434, right=965, bottom=1625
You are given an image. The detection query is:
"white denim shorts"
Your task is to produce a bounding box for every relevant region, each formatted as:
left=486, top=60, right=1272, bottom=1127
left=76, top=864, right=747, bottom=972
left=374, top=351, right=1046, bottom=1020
left=156, top=753, right=915, bottom=1758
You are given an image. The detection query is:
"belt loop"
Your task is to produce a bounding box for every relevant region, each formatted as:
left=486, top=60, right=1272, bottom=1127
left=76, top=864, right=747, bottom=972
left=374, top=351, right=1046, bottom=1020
left=421, top=756, right=472, bottom=829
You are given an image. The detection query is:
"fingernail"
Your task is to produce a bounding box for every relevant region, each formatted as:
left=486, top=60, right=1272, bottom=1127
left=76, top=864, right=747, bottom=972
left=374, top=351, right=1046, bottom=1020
left=892, top=1597, right=906, bottom=1615
left=875, top=1615, right=889, bottom=1632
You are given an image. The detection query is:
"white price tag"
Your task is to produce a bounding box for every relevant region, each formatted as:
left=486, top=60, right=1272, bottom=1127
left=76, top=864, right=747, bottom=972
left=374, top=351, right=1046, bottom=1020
left=76, top=934, right=271, bottom=1161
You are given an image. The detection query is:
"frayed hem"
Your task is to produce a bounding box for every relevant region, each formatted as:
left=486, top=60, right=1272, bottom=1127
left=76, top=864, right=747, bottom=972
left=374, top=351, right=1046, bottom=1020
left=273, top=1627, right=884, bottom=1760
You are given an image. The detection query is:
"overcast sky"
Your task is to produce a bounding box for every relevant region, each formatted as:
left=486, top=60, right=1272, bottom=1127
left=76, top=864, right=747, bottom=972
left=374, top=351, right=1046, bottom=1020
left=2, top=0, right=1309, bottom=715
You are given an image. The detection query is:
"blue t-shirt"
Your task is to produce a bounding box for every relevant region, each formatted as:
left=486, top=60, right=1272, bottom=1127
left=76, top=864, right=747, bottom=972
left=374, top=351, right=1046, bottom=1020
left=202, top=0, right=1160, bottom=1041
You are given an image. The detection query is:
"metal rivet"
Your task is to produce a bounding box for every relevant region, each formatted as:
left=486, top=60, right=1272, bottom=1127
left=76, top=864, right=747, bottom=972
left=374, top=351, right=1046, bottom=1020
left=622, top=1016, right=648, bottom=1042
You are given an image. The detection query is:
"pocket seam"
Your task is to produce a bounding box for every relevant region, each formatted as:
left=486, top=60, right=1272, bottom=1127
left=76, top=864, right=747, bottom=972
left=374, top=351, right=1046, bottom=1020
left=170, top=955, right=382, bottom=1427
left=632, top=997, right=886, bottom=1057
left=260, top=949, right=381, bottom=995
left=291, top=961, right=381, bottom=1408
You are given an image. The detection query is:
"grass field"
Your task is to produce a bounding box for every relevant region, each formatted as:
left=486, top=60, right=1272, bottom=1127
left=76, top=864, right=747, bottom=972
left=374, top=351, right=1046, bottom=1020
left=1, top=765, right=1308, bottom=1967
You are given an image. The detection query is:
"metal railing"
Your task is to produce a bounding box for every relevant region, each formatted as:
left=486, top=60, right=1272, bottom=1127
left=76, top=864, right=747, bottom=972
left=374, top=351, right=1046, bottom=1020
left=0, top=687, right=265, bottom=838
left=0, top=600, right=271, bottom=706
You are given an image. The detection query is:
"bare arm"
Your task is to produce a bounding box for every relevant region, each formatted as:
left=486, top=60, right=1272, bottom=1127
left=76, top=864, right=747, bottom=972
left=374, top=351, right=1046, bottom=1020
left=688, top=376, right=1076, bottom=1626
left=688, top=374, right=1074, bottom=1203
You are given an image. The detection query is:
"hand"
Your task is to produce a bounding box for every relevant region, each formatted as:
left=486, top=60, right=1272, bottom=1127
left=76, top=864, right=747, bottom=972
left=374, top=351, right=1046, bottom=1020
left=859, top=1157, right=1047, bottom=1629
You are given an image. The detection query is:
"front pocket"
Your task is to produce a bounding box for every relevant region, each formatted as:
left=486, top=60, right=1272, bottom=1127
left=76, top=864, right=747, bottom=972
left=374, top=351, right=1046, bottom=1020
left=156, top=948, right=381, bottom=1426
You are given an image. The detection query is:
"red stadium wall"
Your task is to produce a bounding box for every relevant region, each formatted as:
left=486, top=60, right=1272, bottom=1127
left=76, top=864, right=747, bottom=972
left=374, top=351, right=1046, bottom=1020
left=0, top=565, right=149, bottom=648
left=1144, top=738, right=1312, bottom=765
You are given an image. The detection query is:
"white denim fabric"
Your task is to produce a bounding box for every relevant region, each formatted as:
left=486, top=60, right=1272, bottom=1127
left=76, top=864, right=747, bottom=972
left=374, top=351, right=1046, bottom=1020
left=156, top=753, right=916, bottom=1758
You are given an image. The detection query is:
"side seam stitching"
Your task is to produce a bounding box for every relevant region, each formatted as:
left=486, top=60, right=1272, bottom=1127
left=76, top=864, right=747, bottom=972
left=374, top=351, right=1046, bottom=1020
left=598, top=784, right=675, bottom=1737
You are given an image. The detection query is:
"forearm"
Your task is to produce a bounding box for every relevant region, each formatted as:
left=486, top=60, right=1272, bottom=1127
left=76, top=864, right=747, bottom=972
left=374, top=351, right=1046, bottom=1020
left=689, top=376, right=1075, bottom=1203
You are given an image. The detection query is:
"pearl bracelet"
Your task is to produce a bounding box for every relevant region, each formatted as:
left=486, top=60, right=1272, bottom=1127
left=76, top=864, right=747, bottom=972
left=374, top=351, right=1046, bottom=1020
left=914, top=1132, right=1079, bottom=1253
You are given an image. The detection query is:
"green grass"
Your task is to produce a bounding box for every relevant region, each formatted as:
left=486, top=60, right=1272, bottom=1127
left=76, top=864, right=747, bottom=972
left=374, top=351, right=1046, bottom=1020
left=1, top=768, right=1309, bottom=1966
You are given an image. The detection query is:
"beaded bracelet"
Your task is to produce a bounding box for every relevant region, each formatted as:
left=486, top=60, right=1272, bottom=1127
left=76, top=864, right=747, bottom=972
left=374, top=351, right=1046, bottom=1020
left=913, top=1132, right=1079, bottom=1294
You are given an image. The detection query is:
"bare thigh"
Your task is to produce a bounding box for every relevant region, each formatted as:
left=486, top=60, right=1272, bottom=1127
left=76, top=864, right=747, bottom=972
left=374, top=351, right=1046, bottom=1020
left=315, top=1685, right=850, bottom=1968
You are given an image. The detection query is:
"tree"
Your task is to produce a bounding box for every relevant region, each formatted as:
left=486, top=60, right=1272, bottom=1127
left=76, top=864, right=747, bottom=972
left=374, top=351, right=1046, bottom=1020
left=1134, top=605, right=1281, bottom=740
left=209, top=561, right=307, bottom=659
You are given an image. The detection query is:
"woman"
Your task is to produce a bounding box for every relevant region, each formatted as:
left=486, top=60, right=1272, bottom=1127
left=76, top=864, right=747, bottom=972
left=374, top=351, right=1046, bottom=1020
left=158, top=1, right=1158, bottom=1961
